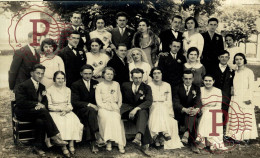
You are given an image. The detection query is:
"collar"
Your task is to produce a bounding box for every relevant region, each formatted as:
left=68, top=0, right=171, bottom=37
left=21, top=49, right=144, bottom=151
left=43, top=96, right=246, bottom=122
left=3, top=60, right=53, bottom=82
left=31, top=77, right=39, bottom=86
left=28, top=44, right=36, bottom=55
left=219, top=63, right=227, bottom=68
left=68, top=44, right=76, bottom=50
left=82, top=78, right=90, bottom=85
left=72, top=25, right=79, bottom=31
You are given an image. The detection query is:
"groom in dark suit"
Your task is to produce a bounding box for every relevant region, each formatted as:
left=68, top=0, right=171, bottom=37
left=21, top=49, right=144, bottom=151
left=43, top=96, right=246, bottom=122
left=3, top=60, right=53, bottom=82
left=111, top=12, right=134, bottom=49
left=211, top=50, right=234, bottom=128
left=173, top=70, right=201, bottom=153
left=121, top=68, right=153, bottom=152
left=159, top=15, right=183, bottom=52
left=9, top=32, right=41, bottom=92
left=58, top=30, right=87, bottom=88
left=71, top=64, right=103, bottom=153
left=14, top=64, right=68, bottom=156
left=107, top=43, right=129, bottom=85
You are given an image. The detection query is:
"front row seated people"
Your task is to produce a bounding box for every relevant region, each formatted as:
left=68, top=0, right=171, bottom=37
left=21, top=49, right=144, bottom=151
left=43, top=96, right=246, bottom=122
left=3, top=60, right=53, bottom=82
left=14, top=64, right=68, bottom=157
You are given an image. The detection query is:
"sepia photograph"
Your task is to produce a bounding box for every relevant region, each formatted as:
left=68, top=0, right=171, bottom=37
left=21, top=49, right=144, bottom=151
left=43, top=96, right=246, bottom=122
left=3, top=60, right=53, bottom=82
left=0, top=0, right=260, bottom=157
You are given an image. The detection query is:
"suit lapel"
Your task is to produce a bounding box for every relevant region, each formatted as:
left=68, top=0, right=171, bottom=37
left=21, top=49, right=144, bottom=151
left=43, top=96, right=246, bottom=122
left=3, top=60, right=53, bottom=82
left=28, top=79, right=38, bottom=99
left=134, top=83, right=143, bottom=102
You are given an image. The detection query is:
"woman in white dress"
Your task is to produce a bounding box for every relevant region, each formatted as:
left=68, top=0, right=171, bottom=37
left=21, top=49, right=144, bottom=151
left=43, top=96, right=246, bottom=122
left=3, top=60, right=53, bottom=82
left=89, top=15, right=115, bottom=54
left=40, top=38, right=65, bottom=88
left=226, top=53, right=258, bottom=143
left=183, top=17, right=204, bottom=61
left=128, top=48, right=152, bottom=84
left=95, top=67, right=126, bottom=153
left=225, top=34, right=244, bottom=70
left=86, top=38, right=110, bottom=82
left=46, top=71, right=83, bottom=157
left=196, top=74, right=227, bottom=151
left=148, top=67, right=183, bottom=149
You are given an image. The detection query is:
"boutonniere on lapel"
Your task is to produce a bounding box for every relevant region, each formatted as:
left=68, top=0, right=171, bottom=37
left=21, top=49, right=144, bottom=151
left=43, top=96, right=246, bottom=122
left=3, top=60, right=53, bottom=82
left=127, top=32, right=131, bottom=36
left=93, top=62, right=98, bottom=67
left=138, top=90, right=145, bottom=100
left=216, top=36, right=219, bottom=40
left=110, top=89, right=115, bottom=94
left=79, top=51, right=85, bottom=60
left=177, top=59, right=182, bottom=63
left=42, top=90, right=47, bottom=96
left=80, top=30, right=85, bottom=34
left=93, top=85, right=97, bottom=89
left=99, top=61, right=103, bottom=65
left=192, top=90, right=196, bottom=98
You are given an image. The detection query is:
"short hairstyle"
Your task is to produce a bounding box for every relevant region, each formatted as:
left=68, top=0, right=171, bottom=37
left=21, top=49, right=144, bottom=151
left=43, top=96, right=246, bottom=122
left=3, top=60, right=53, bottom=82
left=71, top=11, right=82, bottom=18
left=40, top=38, right=57, bottom=52
left=185, top=17, right=199, bottom=29
left=31, top=64, right=45, bottom=72
left=187, top=47, right=199, bottom=57
left=53, top=71, right=66, bottom=82
left=116, top=12, right=128, bottom=19
left=80, top=64, right=94, bottom=72
left=208, top=17, right=219, bottom=24
left=233, top=53, right=247, bottom=64
left=67, top=30, right=80, bottom=38
left=138, top=18, right=150, bottom=27
left=149, top=67, right=162, bottom=78
left=219, top=50, right=230, bottom=56
left=102, top=67, right=116, bottom=79
left=130, top=68, right=144, bottom=76
left=171, top=39, right=182, bottom=45
left=225, top=34, right=236, bottom=41
left=94, top=15, right=106, bottom=27
left=171, top=15, right=182, bottom=21
left=88, top=38, right=104, bottom=51
left=117, top=43, right=127, bottom=50
left=183, top=70, right=194, bottom=77
left=203, top=74, right=215, bottom=80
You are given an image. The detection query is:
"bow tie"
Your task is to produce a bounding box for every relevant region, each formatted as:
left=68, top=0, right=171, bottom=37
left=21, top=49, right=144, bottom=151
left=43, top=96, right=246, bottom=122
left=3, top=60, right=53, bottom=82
left=220, top=65, right=227, bottom=68
left=171, top=29, right=178, bottom=32
left=72, top=47, right=78, bottom=51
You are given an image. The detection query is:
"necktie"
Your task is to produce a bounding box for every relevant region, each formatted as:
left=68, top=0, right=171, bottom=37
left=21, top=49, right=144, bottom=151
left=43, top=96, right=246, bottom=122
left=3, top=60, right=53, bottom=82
left=134, top=85, right=138, bottom=94
left=120, top=28, right=124, bottom=36
left=172, top=53, right=176, bottom=59
left=35, top=82, right=39, bottom=91
left=87, top=81, right=90, bottom=91
left=185, top=86, right=189, bottom=96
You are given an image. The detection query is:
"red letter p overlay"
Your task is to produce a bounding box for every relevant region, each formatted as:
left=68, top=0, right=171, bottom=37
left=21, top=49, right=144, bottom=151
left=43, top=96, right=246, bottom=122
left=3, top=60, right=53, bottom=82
left=209, top=109, right=228, bottom=136
left=30, top=19, right=50, bottom=46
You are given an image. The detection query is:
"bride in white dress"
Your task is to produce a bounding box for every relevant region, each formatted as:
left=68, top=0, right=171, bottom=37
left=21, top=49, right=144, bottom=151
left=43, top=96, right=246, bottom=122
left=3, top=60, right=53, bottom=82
left=95, top=67, right=126, bottom=153
left=148, top=67, right=183, bottom=149
left=46, top=71, right=83, bottom=157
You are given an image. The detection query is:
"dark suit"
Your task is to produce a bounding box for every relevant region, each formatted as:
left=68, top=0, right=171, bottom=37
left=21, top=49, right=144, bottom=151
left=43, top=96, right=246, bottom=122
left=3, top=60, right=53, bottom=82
left=9, top=45, right=40, bottom=91
left=111, top=27, right=134, bottom=49
left=71, top=79, right=99, bottom=141
left=58, top=26, right=89, bottom=50
left=212, top=64, right=234, bottom=116
left=201, top=32, right=224, bottom=72
left=121, top=82, right=152, bottom=145
left=107, top=54, right=129, bottom=85
left=14, top=79, right=59, bottom=146
left=159, top=29, right=183, bottom=52
left=158, top=52, right=186, bottom=88
left=58, top=46, right=87, bottom=87
left=173, top=84, right=201, bottom=141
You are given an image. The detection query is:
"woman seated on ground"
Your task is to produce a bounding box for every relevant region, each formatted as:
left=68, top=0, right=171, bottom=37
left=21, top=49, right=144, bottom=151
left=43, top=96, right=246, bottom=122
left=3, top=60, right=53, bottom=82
left=196, top=74, right=227, bottom=151
left=40, top=38, right=65, bottom=88
left=184, top=47, right=206, bottom=87
left=128, top=47, right=152, bottom=84
left=86, top=38, right=110, bottom=82
left=46, top=71, right=83, bottom=157
left=95, top=67, right=126, bottom=153
left=148, top=67, right=183, bottom=149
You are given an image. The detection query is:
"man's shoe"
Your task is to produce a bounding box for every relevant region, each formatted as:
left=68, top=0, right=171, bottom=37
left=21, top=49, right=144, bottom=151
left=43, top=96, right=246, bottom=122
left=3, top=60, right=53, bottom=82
left=33, top=147, right=46, bottom=157
left=191, top=146, right=200, bottom=154
left=163, top=133, right=171, bottom=141
left=181, top=135, right=188, bottom=144
left=132, top=138, right=142, bottom=147
left=96, top=138, right=106, bottom=147
left=90, top=142, right=99, bottom=154
left=141, top=144, right=151, bottom=157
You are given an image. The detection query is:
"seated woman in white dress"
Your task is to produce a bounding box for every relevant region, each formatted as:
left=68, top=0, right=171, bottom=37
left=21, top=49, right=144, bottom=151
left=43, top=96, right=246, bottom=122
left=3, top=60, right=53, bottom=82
left=128, top=48, right=152, bottom=84
left=196, top=74, right=227, bottom=151
left=183, top=17, right=204, bottom=61
left=95, top=67, right=126, bottom=153
left=86, top=38, right=110, bottom=82
left=148, top=67, right=183, bottom=149
left=226, top=53, right=258, bottom=144
left=46, top=71, right=83, bottom=157
left=40, top=38, right=65, bottom=88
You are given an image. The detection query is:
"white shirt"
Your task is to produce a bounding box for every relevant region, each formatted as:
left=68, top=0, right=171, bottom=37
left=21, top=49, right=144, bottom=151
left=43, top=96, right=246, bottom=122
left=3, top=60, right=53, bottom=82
left=68, top=44, right=77, bottom=56
left=132, top=83, right=140, bottom=94
left=184, top=84, right=191, bottom=95
left=119, top=27, right=125, bottom=35
left=82, top=79, right=90, bottom=91
left=170, top=52, right=177, bottom=59
left=28, top=44, right=37, bottom=56
left=72, top=25, right=79, bottom=31
left=171, top=30, right=178, bottom=39
left=31, top=77, right=39, bottom=91
left=219, top=63, right=227, bottom=73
